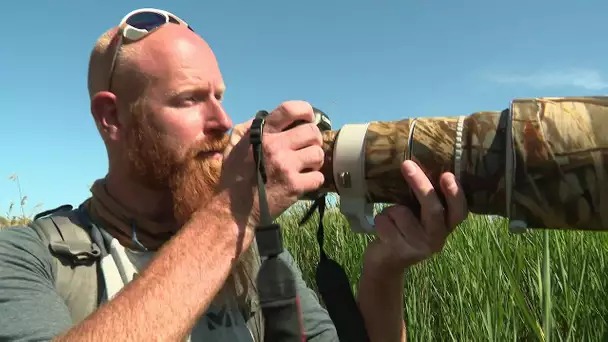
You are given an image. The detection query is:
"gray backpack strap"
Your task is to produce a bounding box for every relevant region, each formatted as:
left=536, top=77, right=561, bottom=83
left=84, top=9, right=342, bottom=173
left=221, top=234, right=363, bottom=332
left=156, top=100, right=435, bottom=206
left=240, top=240, right=264, bottom=342
left=29, top=205, right=102, bottom=325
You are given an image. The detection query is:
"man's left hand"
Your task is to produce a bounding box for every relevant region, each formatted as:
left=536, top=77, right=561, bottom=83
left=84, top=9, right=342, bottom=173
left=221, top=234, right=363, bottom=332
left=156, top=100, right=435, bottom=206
left=362, top=159, right=468, bottom=277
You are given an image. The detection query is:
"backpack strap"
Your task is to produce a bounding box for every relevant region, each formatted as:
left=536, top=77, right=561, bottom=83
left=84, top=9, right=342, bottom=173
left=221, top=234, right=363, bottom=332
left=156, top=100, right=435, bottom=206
left=29, top=204, right=102, bottom=325
left=28, top=204, right=270, bottom=341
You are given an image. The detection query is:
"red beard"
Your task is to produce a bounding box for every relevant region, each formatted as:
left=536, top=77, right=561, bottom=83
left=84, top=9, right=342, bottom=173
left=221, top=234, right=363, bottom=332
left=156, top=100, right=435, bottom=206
left=124, top=103, right=230, bottom=226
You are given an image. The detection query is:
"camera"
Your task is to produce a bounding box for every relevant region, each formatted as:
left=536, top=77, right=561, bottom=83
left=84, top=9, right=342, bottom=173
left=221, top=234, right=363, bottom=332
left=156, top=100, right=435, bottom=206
left=306, top=96, right=608, bottom=234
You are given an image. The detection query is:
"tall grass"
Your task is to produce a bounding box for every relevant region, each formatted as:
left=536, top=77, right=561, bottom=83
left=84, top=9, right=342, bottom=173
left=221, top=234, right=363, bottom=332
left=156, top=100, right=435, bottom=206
left=1, top=174, right=42, bottom=228
left=2, top=176, right=606, bottom=340
left=279, top=203, right=608, bottom=341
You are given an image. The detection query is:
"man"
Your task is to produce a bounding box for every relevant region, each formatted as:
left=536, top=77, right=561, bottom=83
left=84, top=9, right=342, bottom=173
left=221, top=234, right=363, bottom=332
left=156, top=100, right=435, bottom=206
left=0, top=8, right=468, bottom=342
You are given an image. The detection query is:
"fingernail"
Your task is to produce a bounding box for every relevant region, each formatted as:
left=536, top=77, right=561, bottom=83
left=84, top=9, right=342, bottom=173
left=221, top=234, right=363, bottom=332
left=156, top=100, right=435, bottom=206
left=403, top=161, right=416, bottom=176
left=448, top=178, right=458, bottom=193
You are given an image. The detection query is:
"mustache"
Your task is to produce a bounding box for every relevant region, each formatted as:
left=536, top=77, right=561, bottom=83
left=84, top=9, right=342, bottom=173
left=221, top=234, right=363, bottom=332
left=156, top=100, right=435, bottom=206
left=187, top=133, right=231, bottom=158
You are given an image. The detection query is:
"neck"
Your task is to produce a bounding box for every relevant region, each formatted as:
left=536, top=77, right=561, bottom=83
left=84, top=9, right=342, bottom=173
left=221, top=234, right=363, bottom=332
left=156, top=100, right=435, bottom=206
left=104, top=170, right=175, bottom=223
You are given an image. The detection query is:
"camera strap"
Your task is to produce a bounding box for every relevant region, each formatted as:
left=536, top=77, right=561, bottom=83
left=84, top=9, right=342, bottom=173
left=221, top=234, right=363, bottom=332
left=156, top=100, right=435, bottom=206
left=298, top=198, right=370, bottom=342
left=249, top=110, right=370, bottom=342
left=250, top=110, right=305, bottom=342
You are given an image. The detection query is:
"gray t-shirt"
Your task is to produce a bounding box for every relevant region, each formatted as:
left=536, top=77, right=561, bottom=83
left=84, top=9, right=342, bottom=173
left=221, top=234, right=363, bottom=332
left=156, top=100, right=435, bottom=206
left=0, top=225, right=339, bottom=341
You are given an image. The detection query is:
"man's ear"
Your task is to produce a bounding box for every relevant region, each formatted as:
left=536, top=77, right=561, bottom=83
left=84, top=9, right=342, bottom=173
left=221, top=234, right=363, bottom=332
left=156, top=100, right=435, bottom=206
left=91, top=91, right=121, bottom=141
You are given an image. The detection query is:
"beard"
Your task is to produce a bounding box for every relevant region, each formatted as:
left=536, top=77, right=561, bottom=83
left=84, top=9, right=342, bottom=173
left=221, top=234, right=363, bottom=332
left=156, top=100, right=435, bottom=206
left=124, top=103, right=230, bottom=226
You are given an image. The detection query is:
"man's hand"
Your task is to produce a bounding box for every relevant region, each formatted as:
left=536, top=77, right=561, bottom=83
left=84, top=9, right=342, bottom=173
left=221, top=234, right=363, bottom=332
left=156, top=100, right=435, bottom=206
left=218, top=100, right=325, bottom=237
left=363, top=160, right=468, bottom=275
left=357, top=159, right=468, bottom=342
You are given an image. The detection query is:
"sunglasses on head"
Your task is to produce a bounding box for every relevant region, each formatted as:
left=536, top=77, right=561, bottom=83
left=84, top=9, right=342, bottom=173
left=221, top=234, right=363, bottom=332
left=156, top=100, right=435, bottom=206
left=107, top=8, right=194, bottom=91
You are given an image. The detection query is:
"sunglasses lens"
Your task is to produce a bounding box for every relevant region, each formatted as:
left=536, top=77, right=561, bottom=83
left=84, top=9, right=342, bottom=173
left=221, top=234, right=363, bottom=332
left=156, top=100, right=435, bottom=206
left=126, top=11, right=166, bottom=31
left=168, top=15, right=180, bottom=24
left=168, top=14, right=194, bottom=31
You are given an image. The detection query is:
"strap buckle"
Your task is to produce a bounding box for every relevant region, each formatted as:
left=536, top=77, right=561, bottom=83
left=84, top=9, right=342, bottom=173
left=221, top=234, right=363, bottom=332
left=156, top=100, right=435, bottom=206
left=256, top=224, right=283, bottom=257
left=50, top=241, right=101, bottom=266
left=251, top=111, right=269, bottom=184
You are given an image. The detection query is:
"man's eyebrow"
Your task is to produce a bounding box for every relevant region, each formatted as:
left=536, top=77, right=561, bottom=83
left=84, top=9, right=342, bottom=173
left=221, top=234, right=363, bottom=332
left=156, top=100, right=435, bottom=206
left=165, top=84, right=227, bottom=98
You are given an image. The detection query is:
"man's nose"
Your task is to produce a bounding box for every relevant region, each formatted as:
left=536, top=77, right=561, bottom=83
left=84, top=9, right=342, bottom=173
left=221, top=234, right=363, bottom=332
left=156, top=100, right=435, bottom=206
left=203, top=99, right=232, bottom=134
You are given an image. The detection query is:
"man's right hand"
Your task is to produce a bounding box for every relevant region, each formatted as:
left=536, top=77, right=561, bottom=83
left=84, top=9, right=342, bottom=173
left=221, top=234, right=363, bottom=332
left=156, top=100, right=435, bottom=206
left=217, top=100, right=325, bottom=233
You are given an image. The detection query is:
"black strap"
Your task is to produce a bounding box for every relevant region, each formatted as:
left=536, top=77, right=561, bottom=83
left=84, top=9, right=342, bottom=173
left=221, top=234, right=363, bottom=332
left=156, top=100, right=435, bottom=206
left=251, top=107, right=371, bottom=342
left=299, top=197, right=370, bottom=342
left=251, top=110, right=305, bottom=342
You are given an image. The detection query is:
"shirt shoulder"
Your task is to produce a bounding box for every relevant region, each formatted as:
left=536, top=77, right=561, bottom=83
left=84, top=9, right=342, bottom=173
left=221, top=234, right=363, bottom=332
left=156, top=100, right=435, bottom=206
left=0, top=226, right=73, bottom=341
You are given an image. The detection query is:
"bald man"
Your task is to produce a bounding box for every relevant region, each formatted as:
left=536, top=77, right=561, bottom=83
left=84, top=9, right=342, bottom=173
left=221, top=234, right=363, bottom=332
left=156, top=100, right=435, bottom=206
left=0, top=8, right=467, bottom=342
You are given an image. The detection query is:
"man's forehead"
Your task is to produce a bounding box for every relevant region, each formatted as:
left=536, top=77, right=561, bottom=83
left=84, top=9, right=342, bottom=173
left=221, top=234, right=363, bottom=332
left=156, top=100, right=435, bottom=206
left=136, top=26, right=224, bottom=91
left=158, top=58, right=226, bottom=96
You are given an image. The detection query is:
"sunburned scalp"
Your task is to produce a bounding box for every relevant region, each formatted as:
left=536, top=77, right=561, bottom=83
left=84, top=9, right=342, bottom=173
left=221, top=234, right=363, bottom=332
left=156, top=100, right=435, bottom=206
left=87, top=24, right=224, bottom=108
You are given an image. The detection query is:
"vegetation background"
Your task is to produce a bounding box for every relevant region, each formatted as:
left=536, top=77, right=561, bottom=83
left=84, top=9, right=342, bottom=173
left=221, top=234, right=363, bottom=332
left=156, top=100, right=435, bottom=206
left=2, top=174, right=607, bottom=341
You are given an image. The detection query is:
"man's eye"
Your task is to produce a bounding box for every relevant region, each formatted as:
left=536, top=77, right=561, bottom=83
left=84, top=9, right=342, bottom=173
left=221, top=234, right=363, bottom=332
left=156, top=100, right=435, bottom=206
left=179, top=96, right=197, bottom=105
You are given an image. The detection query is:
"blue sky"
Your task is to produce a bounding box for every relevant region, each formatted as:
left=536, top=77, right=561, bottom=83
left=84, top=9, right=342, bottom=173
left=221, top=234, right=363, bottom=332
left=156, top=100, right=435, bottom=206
left=1, top=0, right=606, bottom=217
